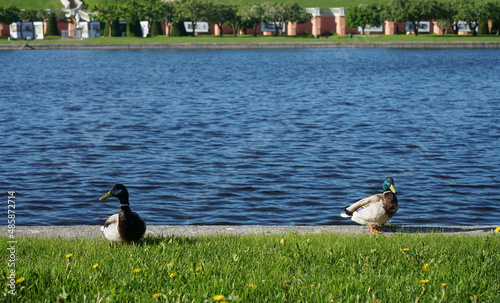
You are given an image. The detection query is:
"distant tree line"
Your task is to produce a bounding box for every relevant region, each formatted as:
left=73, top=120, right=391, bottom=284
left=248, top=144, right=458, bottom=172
left=347, top=0, right=500, bottom=36
left=0, top=6, right=72, bottom=36
left=3, top=0, right=500, bottom=38
left=90, top=0, right=311, bottom=37
left=0, top=0, right=310, bottom=37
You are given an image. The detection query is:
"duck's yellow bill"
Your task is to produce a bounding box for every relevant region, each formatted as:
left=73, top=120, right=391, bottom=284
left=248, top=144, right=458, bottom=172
left=390, top=184, right=397, bottom=194
left=99, top=192, right=112, bottom=201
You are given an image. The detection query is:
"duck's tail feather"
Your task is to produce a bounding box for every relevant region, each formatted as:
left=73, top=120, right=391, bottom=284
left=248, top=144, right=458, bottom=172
left=340, top=207, right=353, bottom=218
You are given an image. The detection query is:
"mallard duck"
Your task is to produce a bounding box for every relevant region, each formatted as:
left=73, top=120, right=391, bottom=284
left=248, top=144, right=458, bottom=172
left=340, top=177, right=398, bottom=233
left=99, top=184, right=146, bottom=244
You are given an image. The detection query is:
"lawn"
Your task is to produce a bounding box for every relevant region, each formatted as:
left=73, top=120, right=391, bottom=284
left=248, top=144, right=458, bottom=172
left=1, top=33, right=499, bottom=45
left=6, top=0, right=496, bottom=11
left=1, top=0, right=63, bottom=10
left=1, top=232, right=499, bottom=302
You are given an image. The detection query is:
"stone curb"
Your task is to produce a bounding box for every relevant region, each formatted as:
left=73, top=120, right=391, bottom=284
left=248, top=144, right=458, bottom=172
left=1, top=41, right=500, bottom=50
left=2, top=225, right=498, bottom=239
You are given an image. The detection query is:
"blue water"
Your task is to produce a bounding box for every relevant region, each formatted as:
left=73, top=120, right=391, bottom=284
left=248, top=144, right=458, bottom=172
left=1, top=48, right=499, bottom=226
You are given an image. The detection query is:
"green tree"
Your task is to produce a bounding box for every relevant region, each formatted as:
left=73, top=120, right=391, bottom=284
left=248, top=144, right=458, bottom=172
left=283, top=2, right=310, bottom=27
left=177, top=0, right=211, bottom=37
left=385, top=0, right=439, bottom=36
left=453, top=0, right=492, bottom=36
left=209, top=4, right=235, bottom=36
left=238, top=4, right=264, bottom=37
left=141, top=0, right=173, bottom=36
left=0, top=5, right=20, bottom=25
left=226, top=4, right=243, bottom=36
left=262, top=2, right=286, bottom=36
left=435, top=2, right=457, bottom=35
left=45, top=13, right=59, bottom=36
left=346, top=4, right=382, bottom=35
left=19, top=9, right=49, bottom=22
left=260, top=2, right=309, bottom=36
left=91, top=4, right=122, bottom=37
left=124, top=1, right=143, bottom=37
left=490, top=2, right=500, bottom=35
left=103, top=18, right=122, bottom=37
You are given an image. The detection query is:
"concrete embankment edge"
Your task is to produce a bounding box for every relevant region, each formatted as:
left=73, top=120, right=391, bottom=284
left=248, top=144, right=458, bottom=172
left=2, top=225, right=497, bottom=239
left=1, top=41, right=500, bottom=50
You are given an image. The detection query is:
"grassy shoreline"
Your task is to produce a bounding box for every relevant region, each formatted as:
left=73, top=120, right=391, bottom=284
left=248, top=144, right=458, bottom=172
left=1, top=34, right=500, bottom=44
left=2, top=232, right=499, bottom=302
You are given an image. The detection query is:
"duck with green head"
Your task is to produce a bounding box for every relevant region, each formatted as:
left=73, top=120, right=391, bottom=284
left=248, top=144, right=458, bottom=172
left=99, top=184, right=146, bottom=244
left=341, top=177, right=398, bottom=233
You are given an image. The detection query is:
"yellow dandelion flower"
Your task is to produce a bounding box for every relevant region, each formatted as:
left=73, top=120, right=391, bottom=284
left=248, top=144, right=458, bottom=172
left=422, top=263, right=429, bottom=271
left=15, top=277, right=25, bottom=284
left=371, top=249, right=377, bottom=254
left=419, top=279, right=430, bottom=284
left=152, top=293, right=162, bottom=299
left=280, top=238, right=285, bottom=244
left=169, top=272, right=178, bottom=278
left=133, top=268, right=141, bottom=273
left=441, top=283, right=447, bottom=288
left=310, top=284, right=314, bottom=288
left=89, top=274, right=93, bottom=280
left=92, top=264, right=99, bottom=269
left=213, top=295, right=224, bottom=301
left=167, top=263, right=174, bottom=267
left=246, top=283, right=255, bottom=287
left=196, top=266, right=203, bottom=272
left=495, top=227, right=500, bottom=233
left=65, top=253, right=73, bottom=259
left=400, top=248, right=409, bottom=252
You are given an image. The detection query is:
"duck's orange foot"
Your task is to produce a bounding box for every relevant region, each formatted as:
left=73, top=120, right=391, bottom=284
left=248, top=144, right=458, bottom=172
left=369, top=223, right=384, bottom=234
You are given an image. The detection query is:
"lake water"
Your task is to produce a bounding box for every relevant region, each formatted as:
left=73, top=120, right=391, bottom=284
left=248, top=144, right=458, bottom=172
left=1, top=48, right=499, bottom=226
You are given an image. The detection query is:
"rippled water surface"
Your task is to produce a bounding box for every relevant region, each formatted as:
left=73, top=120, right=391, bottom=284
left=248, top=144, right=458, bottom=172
left=1, top=48, right=500, bottom=226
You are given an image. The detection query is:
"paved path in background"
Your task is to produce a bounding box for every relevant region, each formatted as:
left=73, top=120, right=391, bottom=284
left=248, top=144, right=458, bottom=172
left=2, top=225, right=498, bottom=239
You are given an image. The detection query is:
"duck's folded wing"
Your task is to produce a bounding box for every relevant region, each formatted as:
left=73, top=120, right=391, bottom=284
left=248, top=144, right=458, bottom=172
left=346, top=194, right=384, bottom=212
left=103, top=214, right=118, bottom=227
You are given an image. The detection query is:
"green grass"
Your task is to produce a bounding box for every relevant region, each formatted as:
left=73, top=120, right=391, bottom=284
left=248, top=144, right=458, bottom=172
left=1, top=33, right=499, bottom=45
left=81, top=0, right=386, bottom=9
left=6, top=0, right=496, bottom=11
left=1, top=0, right=63, bottom=10
left=2, top=232, right=499, bottom=302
